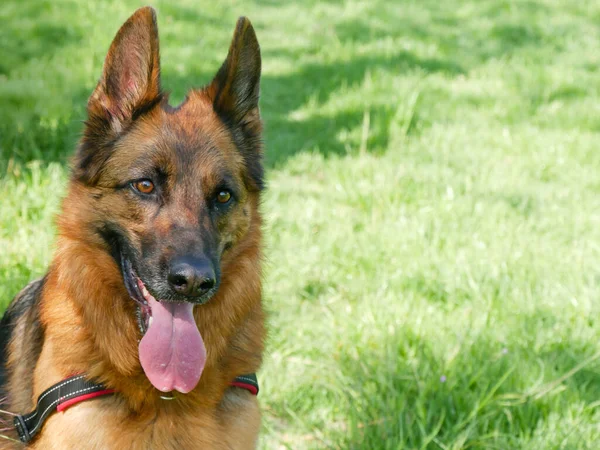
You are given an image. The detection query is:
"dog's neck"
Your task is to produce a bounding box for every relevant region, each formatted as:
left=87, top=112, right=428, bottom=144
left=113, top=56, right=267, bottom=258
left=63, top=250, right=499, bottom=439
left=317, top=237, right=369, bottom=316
left=36, top=227, right=264, bottom=412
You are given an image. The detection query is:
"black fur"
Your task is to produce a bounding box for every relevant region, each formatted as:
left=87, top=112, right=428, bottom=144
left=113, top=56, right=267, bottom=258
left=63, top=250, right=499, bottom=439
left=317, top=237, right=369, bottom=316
left=0, top=277, right=45, bottom=404
left=217, top=113, right=264, bottom=192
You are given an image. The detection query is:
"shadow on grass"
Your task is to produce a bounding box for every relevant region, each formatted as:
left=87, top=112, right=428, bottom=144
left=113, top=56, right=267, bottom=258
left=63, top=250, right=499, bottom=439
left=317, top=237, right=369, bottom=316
left=262, top=330, right=600, bottom=448
left=0, top=0, right=562, bottom=169
left=0, top=112, right=85, bottom=167
left=324, top=331, right=600, bottom=448
left=0, top=1, right=83, bottom=75
left=258, top=50, right=463, bottom=166
left=0, top=47, right=451, bottom=169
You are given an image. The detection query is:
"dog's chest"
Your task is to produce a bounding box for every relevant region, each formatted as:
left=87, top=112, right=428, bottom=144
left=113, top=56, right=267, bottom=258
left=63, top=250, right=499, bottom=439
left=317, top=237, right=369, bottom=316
left=28, top=390, right=259, bottom=450
left=30, top=406, right=219, bottom=449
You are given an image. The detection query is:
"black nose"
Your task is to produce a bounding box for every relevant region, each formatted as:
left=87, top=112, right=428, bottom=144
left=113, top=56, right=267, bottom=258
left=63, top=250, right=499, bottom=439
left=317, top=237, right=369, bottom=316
left=167, top=257, right=216, bottom=299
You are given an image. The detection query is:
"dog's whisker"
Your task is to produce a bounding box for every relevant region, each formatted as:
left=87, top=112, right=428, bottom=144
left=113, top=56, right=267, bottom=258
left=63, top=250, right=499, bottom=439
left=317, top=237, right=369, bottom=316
left=0, top=432, right=20, bottom=443
left=0, top=408, right=18, bottom=417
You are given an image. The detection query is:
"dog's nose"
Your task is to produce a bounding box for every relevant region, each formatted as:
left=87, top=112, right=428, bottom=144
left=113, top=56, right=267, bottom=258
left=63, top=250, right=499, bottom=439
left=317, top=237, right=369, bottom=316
left=167, top=257, right=216, bottom=299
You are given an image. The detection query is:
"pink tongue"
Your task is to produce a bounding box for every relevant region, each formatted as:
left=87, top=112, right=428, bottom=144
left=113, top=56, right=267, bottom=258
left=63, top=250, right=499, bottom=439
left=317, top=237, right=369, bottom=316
left=138, top=294, right=206, bottom=393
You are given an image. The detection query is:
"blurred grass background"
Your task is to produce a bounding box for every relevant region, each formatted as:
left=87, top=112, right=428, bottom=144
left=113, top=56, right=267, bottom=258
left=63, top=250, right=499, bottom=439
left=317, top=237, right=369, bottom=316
left=2, top=0, right=600, bottom=448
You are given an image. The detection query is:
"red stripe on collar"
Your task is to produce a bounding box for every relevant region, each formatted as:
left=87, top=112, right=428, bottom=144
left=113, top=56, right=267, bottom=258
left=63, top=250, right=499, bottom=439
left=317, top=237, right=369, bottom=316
left=230, top=381, right=259, bottom=395
left=56, top=389, right=116, bottom=412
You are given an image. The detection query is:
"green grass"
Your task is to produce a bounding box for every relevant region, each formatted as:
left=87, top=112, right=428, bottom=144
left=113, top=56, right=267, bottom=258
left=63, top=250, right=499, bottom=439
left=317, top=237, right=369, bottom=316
left=2, top=0, right=600, bottom=448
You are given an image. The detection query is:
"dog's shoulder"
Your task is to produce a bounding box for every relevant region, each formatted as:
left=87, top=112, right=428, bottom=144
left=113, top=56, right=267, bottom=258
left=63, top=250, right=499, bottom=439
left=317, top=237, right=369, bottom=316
left=2, top=277, right=45, bottom=322
left=1, top=277, right=45, bottom=340
left=0, top=277, right=46, bottom=397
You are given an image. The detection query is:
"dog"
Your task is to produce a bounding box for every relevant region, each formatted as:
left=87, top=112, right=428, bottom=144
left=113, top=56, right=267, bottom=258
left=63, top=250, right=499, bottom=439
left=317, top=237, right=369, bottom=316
left=0, top=6, right=265, bottom=449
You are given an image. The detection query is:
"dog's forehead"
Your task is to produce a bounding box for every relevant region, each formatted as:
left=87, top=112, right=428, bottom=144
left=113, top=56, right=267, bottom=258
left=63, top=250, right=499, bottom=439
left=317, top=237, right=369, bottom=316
left=159, top=93, right=244, bottom=177
left=161, top=93, right=227, bottom=149
left=112, top=92, right=244, bottom=179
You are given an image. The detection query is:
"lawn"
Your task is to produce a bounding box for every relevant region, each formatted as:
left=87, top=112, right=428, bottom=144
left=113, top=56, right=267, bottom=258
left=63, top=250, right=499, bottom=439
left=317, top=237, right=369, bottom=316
left=2, top=0, right=600, bottom=448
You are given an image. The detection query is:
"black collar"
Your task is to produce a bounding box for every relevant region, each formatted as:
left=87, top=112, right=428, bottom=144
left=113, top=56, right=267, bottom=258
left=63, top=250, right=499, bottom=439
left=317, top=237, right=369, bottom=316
left=14, top=373, right=259, bottom=444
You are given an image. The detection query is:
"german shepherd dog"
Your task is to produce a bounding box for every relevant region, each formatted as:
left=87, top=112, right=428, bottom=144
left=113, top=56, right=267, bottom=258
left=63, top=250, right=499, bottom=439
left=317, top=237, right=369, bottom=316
left=0, top=7, right=265, bottom=449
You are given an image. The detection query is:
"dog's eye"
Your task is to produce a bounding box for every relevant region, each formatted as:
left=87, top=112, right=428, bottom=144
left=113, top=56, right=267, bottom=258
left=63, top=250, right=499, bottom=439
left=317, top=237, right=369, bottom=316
left=216, top=190, right=232, bottom=204
left=132, top=179, right=155, bottom=195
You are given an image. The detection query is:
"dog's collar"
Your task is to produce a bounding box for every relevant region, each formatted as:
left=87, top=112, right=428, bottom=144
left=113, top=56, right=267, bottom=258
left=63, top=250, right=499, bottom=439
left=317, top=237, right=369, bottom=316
left=13, top=373, right=259, bottom=444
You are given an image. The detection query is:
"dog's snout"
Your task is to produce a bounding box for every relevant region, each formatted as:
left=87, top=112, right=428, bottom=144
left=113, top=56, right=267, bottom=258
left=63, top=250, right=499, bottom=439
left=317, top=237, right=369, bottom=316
left=167, top=257, right=216, bottom=299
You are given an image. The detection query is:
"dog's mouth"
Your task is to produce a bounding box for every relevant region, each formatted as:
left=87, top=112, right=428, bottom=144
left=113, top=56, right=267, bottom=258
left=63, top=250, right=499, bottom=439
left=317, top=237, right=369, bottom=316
left=120, top=255, right=207, bottom=394
left=121, top=257, right=152, bottom=334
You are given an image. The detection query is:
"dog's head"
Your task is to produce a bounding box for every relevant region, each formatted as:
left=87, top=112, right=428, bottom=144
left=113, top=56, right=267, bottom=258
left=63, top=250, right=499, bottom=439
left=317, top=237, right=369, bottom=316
left=66, top=7, right=263, bottom=393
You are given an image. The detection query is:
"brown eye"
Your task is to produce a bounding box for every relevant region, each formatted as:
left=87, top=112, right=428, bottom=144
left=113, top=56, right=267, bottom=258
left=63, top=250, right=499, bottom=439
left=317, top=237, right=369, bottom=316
left=216, top=190, right=231, bottom=204
left=132, top=179, right=155, bottom=195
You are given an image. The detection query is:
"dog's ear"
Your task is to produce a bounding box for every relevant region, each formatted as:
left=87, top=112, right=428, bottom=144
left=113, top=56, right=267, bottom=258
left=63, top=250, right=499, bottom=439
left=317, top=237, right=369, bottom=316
left=209, top=17, right=261, bottom=128
left=87, top=6, right=162, bottom=134
left=76, top=7, right=162, bottom=184
left=208, top=17, right=264, bottom=190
